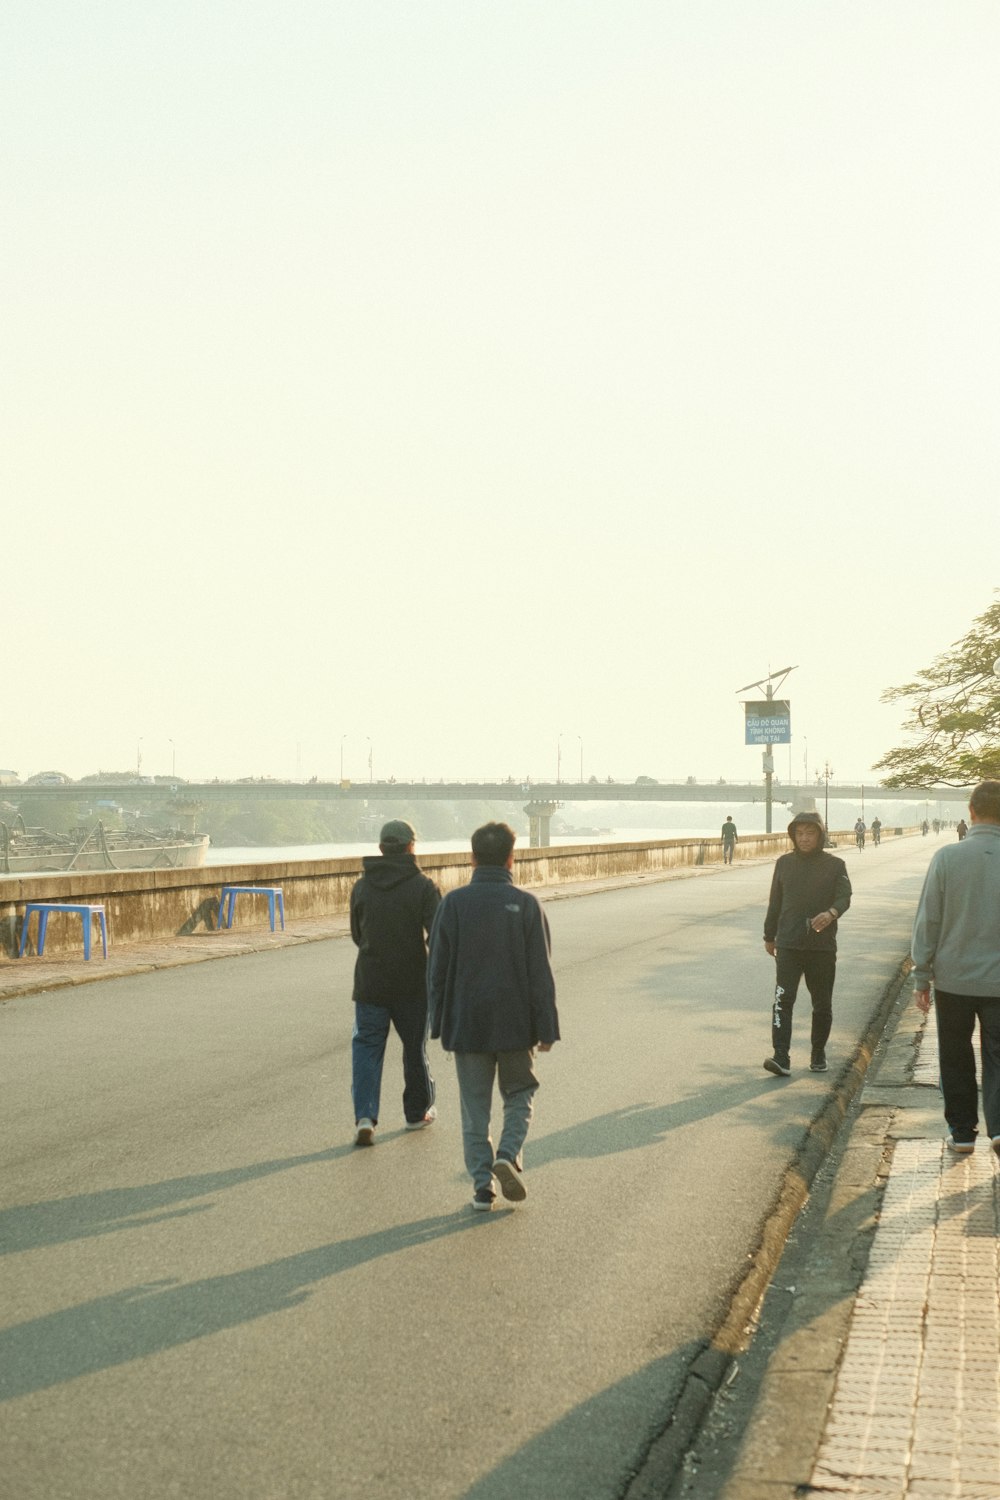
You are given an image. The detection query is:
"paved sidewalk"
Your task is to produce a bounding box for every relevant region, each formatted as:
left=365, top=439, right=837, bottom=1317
left=712, top=1002, right=1000, bottom=1500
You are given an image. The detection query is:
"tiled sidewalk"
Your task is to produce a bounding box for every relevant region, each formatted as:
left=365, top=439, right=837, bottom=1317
left=808, top=1026, right=1000, bottom=1498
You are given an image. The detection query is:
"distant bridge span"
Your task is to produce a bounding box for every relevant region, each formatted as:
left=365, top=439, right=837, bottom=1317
left=27, top=779, right=972, bottom=806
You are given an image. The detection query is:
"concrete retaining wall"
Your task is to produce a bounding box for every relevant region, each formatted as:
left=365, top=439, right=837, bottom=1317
left=0, top=827, right=919, bottom=958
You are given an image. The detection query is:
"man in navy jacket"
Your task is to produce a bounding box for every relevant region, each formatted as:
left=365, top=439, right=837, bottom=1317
left=428, top=822, right=560, bottom=1210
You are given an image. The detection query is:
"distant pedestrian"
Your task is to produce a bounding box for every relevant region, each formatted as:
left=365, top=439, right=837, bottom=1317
left=721, top=816, right=738, bottom=865
left=349, top=819, right=441, bottom=1146
left=911, top=781, right=1000, bottom=1156
left=428, top=822, right=559, bottom=1211
left=762, top=811, right=852, bottom=1077
left=956, top=818, right=968, bottom=840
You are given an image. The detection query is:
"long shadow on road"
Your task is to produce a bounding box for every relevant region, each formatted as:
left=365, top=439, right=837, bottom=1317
left=0, top=1209, right=497, bottom=1402
left=529, top=1074, right=804, bottom=1167
left=0, top=1147, right=356, bottom=1256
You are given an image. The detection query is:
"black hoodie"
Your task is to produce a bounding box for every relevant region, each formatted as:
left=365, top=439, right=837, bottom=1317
left=763, top=815, right=852, bottom=951
left=349, top=853, right=442, bottom=1005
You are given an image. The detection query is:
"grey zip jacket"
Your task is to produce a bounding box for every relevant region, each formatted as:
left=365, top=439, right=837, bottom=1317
left=911, top=823, right=1000, bottom=994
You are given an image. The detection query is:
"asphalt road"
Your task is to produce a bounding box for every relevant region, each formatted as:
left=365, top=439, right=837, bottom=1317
left=0, top=835, right=938, bottom=1500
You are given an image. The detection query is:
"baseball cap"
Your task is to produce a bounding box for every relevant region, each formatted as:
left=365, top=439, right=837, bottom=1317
left=379, top=819, right=416, bottom=848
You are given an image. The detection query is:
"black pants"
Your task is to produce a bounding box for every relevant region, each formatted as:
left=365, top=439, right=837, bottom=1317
left=772, top=949, right=836, bottom=1062
left=935, top=990, right=1000, bottom=1142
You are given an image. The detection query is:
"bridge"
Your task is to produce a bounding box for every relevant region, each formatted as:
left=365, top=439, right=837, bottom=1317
left=19, top=779, right=968, bottom=846
left=22, top=778, right=971, bottom=805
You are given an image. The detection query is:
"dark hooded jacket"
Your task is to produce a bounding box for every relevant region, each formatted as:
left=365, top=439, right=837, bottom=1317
left=349, top=853, right=441, bottom=1006
left=427, top=865, right=560, bottom=1052
left=763, top=812, right=852, bottom=952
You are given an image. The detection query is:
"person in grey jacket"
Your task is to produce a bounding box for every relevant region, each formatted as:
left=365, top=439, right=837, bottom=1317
left=428, top=822, right=559, bottom=1210
left=912, top=780, right=1000, bottom=1155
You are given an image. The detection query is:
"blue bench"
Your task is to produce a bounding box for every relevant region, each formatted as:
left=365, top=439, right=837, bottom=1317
left=218, top=885, right=285, bottom=933
left=18, top=902, right=108, bottom=961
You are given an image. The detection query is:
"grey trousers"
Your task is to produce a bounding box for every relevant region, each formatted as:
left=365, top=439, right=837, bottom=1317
left=453, top=1050, right=540, bottom=1191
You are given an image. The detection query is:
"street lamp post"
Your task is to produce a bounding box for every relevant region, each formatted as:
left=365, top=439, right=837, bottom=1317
left=169, top=739, right=176, bottom=778
left=136, top=737, right=144, bottom=778
left=556, top=734, right=563, bottom=785
left=822, top=761, right=834, bottom=840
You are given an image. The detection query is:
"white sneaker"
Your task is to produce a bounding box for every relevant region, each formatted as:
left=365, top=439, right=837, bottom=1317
left=405, top=1106, right=437, bottom=1131
left=945, top=1133, right=975, bottom=1155
left=355, top=1118, right=375, bottom=1147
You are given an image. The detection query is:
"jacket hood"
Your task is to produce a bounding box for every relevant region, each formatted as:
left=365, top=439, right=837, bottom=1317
left=787, top=810, right=827, bottom=844
left=361, top=852, right=422, bottom=890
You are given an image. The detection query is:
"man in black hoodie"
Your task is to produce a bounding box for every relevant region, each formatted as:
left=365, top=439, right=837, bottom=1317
left=349, top=819, right=441, bottom=1145
left=763, top=811, right=852, bottom=1077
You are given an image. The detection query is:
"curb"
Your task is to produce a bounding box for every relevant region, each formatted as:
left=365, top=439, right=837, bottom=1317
left=622, top=957, right=912, bottom=1499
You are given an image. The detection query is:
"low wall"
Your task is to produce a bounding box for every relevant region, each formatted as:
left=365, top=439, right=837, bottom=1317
left=0, top=827, right=919, bottom=958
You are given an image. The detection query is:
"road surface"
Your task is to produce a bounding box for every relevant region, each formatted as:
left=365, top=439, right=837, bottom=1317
left=1, top=834, right=937, bottom=1498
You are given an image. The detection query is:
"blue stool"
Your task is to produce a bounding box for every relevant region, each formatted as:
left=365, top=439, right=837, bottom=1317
left=218, top=885, right=285, bottom=933
left=19, top=902, right=108, bottom=961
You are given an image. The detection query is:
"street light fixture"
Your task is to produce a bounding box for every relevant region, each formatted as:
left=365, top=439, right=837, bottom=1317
left=822, top=761, right=834, bottom=841
left=136, top=737, right=144, bottom=778
left=168, top=739, right=176, bottom=778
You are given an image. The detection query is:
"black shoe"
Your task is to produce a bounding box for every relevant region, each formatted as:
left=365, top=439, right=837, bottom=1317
left=810, top=1052, right=828, bottom=1072
left=472, top=1186, right=496, bottom=1211
left=764, top=1056, right=791, bottom=1077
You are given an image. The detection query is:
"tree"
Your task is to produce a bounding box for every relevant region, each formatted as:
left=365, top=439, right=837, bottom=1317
left=875, top=596, right=1000, bottom=786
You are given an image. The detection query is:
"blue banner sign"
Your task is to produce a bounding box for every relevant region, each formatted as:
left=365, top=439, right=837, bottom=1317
left=745, top=700, right=791, bottom=745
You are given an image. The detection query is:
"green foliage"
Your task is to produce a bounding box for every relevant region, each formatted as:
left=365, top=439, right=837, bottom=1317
left=876, top=597, right=1000, bottom=786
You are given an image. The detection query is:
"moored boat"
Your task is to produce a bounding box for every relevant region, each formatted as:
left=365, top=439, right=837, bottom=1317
left=0, top=819, right=210, bottom=875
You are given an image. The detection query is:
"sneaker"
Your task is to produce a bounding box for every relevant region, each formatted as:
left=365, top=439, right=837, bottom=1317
left=991, top=1136, right=1000, bottom=1160
left=946, top=1133, right=975, bottom=1155
left=492, top=1156, right=527, bottom=1202
left=810, top=1052, right=828, bottom=1072
left=405, top=1106, right=437, bottom=1131
left=354, top=1118, right=375, bottom=1147
left=472, top=1186, right=496, bottom=1211
left=764, top=1056, right=791, bottom=1077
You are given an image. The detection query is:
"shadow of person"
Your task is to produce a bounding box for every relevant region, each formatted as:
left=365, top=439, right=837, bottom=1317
left=0, top=1210, right=495, bottom=1403
left=528, top=1073, right=800, bottom=1169
left=0, top=1146, right=354, bottom=1257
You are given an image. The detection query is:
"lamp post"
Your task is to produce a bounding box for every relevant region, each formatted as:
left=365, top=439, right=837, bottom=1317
left=556, top=734, right=563, bottom=785
left=366, top=737, right=373, bottom=784
left=822, top=761, right=833, bottom=840
left=169, top=738, right=176, bottom=778
left=340, top=734, right=348, bottom=782
left=136, top=737, right=144, bottom=778
left=577, top=734, right=583, bottom=783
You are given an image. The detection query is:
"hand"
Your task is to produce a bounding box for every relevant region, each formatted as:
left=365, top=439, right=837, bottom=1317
left=764, top=941, right=776, bottom=957
left=915, top=989, right=932, bottom=1015
left=537, top=1041, right=554, bottom=1053
left=810, top=911, right=835, bottom=932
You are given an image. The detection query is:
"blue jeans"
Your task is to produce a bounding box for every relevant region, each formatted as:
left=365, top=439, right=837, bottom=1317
left=352, top=1000, right=435, bottom=1125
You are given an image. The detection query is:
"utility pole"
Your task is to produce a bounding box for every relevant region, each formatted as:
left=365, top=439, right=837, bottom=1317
left=736, top=665, right=797, bottom=834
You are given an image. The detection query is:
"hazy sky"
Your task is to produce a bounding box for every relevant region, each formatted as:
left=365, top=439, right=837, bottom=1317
left=4, top=3, right=998, bottom=787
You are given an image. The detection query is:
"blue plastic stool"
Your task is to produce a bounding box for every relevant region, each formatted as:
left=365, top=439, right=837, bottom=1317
left=18, top=902, right=108, bottom=960
left=217, top=885, right=285, bottom=933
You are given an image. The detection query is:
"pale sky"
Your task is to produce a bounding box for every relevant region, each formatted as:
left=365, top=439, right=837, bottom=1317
left=3, top=3, right=998, bottom=787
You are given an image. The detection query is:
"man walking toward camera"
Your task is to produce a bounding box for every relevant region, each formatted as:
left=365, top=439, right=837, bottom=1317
left=763, top=811, right=852, bottom=1077
left=428, top=822, right=560, bottom=1211
left=912, top=780, right=1000, bottom=1156
left=349, top=819, right=441, bottom=1146
left=721, top=815, right=738, bottom=865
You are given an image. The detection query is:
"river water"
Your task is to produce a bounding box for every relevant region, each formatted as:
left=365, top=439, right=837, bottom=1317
left=204, top=826, right=752, bottom=865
